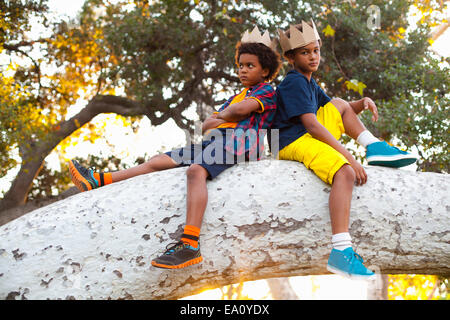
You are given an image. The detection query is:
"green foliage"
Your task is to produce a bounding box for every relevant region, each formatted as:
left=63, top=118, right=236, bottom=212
left=0, top=67, right=44, bottom=176
left=0, top=0, right=49, bottom=45
left=0, top=0, right=50, bottom=177
left=93, top=0, right=258, bottom=112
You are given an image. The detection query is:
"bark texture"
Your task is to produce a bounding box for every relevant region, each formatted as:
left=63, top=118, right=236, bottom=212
left=0, top=160, right=448, bottom=300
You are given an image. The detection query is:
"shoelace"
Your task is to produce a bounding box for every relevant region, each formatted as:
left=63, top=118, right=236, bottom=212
left=348, top=251, right=364, bottom=272
left=75, top=161, right=94, bottom=177
left=163, top=241, right=186, bottom=255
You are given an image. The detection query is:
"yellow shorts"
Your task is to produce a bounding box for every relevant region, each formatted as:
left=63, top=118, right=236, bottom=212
left=279, top=101, right=349, bottom=185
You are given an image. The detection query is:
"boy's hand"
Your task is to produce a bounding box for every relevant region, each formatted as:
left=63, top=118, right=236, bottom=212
left=300, top=112, right=368, bottom=186
left=348, top=158, right=367, bottom=186
left=362, top=97, right=378, bottom=122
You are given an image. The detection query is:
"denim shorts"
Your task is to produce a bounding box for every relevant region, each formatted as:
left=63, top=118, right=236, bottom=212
left=165, top=135, right=241, bottom=180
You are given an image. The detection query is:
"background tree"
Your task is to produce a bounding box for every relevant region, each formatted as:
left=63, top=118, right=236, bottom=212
left=388, top=274, right=449, bottom=299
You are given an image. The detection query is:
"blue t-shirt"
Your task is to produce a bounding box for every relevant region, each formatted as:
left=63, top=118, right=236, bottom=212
left=272, top=70, right=331, bottom=150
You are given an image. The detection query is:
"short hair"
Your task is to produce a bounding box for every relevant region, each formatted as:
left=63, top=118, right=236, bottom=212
left=283, top=22, right=322, bottom=60
left=235, top=42, right=281, bottom=82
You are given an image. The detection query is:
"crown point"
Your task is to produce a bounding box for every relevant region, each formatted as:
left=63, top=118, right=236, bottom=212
left=240, top=25, right=275, bottom=50
left=278, top=19, right=321, bottom=54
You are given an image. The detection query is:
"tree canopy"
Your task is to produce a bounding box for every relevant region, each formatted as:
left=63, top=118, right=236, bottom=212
left=0, top=0, right=449, bottom=211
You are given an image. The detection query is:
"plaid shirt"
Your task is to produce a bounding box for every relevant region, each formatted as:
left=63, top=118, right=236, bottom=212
left=217, top=82, right=277, bottom=160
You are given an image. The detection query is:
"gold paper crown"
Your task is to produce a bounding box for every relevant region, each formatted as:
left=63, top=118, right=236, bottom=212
left=278, top=20, right=321, bottom=54
left=241, top=26, right=277, bottom=50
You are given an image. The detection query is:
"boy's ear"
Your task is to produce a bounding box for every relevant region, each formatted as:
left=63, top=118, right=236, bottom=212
left=262, top=67, right=269, bottom=79
left=285, top=51, right=295, bottom=65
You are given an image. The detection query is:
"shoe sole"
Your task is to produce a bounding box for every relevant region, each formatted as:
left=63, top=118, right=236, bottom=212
left=367, top=156, right=417, bottom=168
left=151, top=256, right=203, bottom=269
left=69, top=160, right=92, bottom=192
left=327, top=265, right=376, bottom=281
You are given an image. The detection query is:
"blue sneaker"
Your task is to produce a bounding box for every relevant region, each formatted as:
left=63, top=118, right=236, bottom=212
left=366, top=141, right=417, bottom=168
left=327, top=247, right=375, bottom=280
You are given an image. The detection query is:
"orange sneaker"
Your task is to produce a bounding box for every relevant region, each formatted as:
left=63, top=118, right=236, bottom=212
left=68, top=160, right=98, bottom=192
left=151, top=241, right=202, bottom=269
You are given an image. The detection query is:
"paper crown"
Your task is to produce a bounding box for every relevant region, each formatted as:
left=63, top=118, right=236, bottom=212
left=241, top=26, right=277, bottom=51
left=278, top=20, right=321, bottom=54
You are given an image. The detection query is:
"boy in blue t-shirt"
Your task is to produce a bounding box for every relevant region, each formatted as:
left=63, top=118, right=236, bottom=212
left=273, top=21, right=417, bottom=279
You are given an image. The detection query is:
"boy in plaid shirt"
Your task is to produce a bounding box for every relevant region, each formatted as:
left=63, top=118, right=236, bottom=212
left=69, top=27, right=281, bottom=269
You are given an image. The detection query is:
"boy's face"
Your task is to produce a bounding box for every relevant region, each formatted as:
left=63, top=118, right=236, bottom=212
left=238, top=53, right=269, bottom=87
left=287, top=41, right=321, bottom=76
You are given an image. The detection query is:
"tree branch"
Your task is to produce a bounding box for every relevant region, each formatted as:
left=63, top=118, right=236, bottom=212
left=330, top=26, right=349, bottom=81
left=0, top=163, right=448, bottom=299
left=3, top=43, right=44, bottom=91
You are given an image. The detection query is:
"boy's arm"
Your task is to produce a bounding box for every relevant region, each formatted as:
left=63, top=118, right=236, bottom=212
left=300, top=113, right=367, bottom=185
left=216, top=99, right=261, bottom=122
left=201, top=114, right=227, bottom=134
left=348, top=97, right=379, bottom=122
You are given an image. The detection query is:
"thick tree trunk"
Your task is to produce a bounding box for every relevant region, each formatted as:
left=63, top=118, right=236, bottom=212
left=266, top=278, right=299, bottom=300
left=0, top=156, right=46, bottom=211
left=366, top=274, right=389, bottom=300
left=0, top=160, right=448, bottom=300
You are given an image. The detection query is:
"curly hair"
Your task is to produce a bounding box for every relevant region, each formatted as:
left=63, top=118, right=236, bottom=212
left=235, top=42, right=281, bottom=82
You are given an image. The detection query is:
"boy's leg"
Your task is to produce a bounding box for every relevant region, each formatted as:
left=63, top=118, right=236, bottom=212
left=329, top=164, right=354, bottom=235
left=185, top=164, right=210, bottom=229
left=328, top=98, right=417, bottom=167
left=279, top=136, right=374, bottom=279
left=69, top=154, right=178, bottom=192
left=151, top=138, right=236, bottom=269
left=327, top=164, right=375, bottom=279
left=151, top=164, right=208, bottom=269
left=329, top=98, right=373, bottom=141
left=111, top=154, right=178, bottom=183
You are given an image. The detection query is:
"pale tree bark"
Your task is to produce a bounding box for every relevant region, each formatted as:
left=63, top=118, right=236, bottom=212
left=0, top=161, right=448, bottom=300
left=0, top=187, right=79, bottom=227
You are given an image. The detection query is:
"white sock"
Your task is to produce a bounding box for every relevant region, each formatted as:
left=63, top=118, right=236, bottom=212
left=356, top=130, right=379, bottom=148
left=332, top=232, right=352, bottom=251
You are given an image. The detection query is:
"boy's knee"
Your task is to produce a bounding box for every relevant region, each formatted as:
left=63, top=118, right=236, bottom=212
left=186, top=164, right=208, bottom=180
left=149, top=154, right=165, bottom=164
left=335, top=164, right=356, bottom=184
left=330, top=98, right=351, bottom=113
left=148, top=154, right=177, bottom=171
